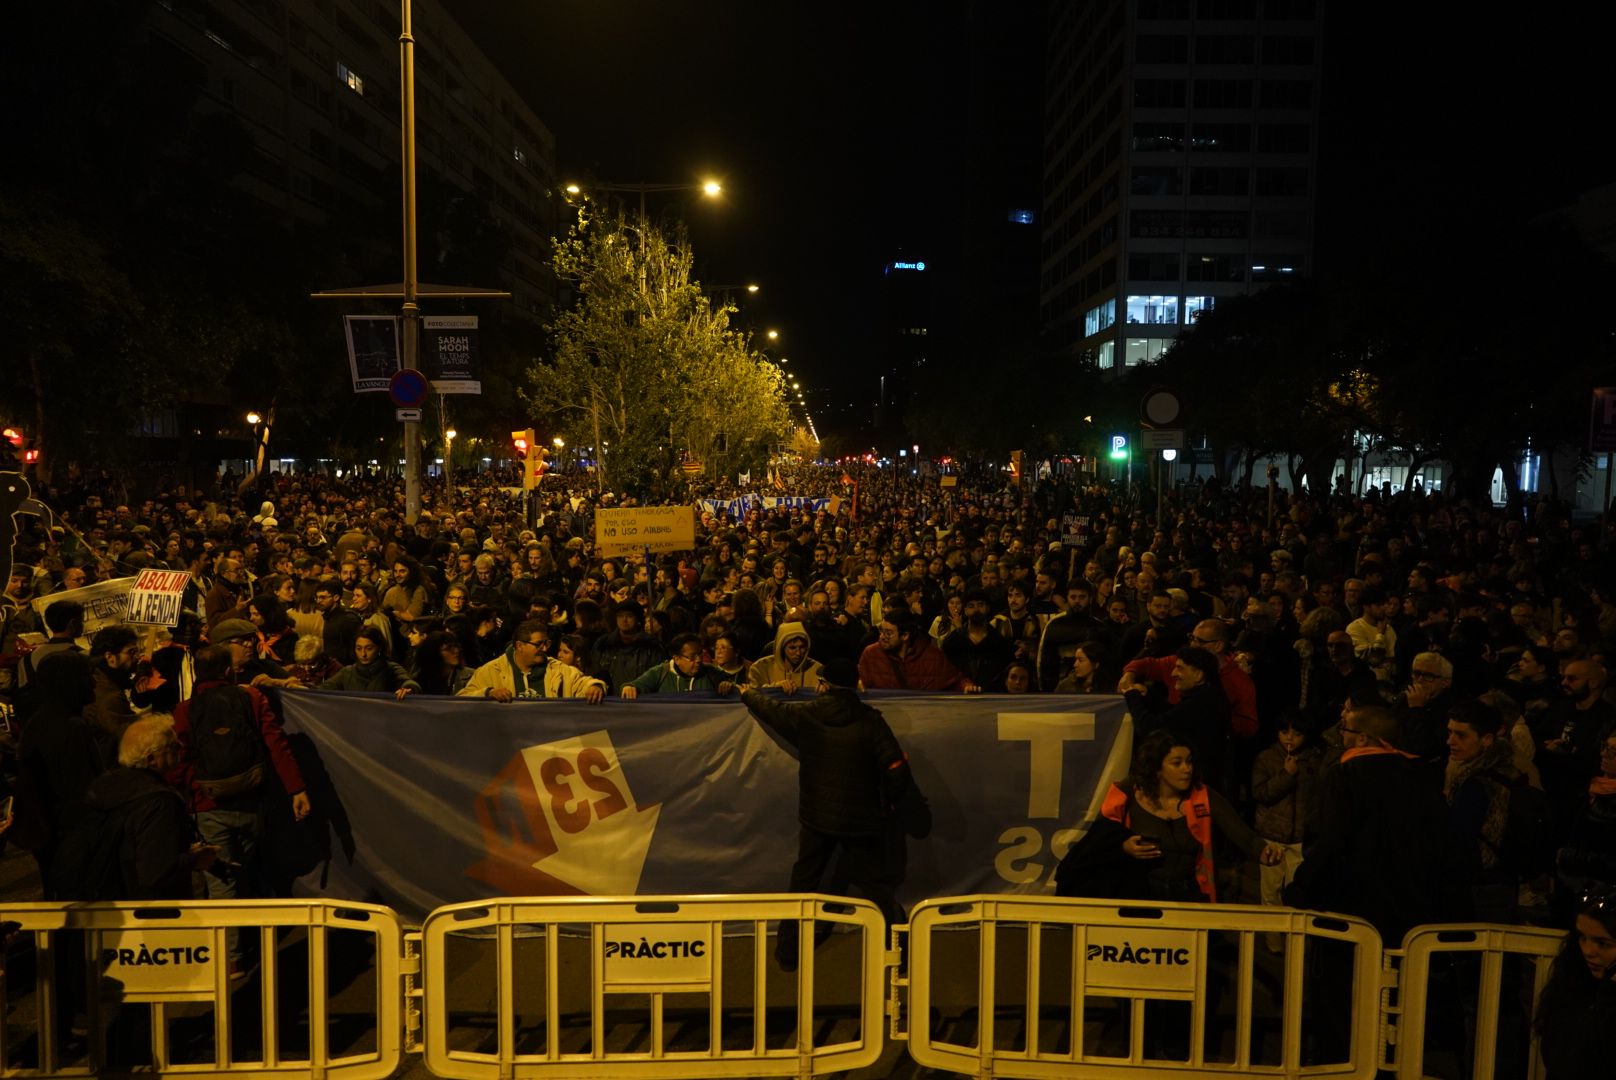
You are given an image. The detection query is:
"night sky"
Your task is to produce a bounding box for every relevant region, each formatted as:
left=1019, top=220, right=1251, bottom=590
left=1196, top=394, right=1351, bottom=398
left=451, top=1, right=1613, bottom=436
left=454, top=0, right=971, bottom=435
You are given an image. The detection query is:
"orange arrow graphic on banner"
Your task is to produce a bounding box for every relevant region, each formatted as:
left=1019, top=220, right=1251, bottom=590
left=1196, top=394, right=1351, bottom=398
left=466, top=730, right=660, bottom=896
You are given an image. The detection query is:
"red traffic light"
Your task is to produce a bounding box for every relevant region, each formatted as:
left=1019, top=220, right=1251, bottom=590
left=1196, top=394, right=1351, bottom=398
left=22, top=449, right=40, bottom=464
left=2, top=427, right=22, bottom=447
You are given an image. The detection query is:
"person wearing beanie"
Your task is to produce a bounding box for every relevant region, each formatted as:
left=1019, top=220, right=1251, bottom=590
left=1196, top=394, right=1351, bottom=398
left=738, top=656, right=911, bottom=970
left=747, top=621, right=825, bottom=694
left=586, top=599, right=667, bottom=696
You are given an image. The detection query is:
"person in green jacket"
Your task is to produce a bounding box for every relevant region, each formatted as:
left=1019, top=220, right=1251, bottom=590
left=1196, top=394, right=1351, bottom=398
left=318, top=628, right=420, bottom=700
left=621, top=633, right=732, bottom=698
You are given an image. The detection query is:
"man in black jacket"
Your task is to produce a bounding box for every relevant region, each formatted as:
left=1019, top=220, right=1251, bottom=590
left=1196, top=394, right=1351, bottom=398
left=59, top=717, right=218, bottom=900
left=738, top=659, right=911, bottom=970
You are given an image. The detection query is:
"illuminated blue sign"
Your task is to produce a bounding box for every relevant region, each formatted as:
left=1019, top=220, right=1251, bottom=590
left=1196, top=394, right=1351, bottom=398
left=889, top=261, right=926, bottom=272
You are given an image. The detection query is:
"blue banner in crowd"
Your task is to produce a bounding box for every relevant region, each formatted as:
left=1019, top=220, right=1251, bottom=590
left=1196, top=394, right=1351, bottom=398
left=695, top=494, right=832, bottom=519
left=282, top=691, right=1131, bottom=922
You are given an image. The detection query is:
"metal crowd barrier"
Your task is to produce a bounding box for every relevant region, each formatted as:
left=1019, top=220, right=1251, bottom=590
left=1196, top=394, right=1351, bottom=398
left=0, top=899, right=403, bottom=1079
left=1383, top=923, right=1565, bottom=1080
left=0, top=893, right=1574, bottom=1080
left=417, top=893, right=888, bottom=1079
left=901, top=895, right=1385, bottom=1080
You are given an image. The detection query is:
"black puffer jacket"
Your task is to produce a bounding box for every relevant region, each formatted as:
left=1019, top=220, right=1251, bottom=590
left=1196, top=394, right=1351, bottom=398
left=76, top=767, right=194, bottom=900
left=740, top=687, right=909, bottom=836
left=588, top=631, right=668, bottom=696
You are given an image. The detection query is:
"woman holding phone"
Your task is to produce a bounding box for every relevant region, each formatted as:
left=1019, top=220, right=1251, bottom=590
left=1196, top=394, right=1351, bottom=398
left=1076, top=729, right=1281, bottom=902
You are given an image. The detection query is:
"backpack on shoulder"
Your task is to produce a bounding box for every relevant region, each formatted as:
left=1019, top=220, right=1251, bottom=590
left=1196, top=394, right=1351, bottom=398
left=188, top=685, right=266, bottom=800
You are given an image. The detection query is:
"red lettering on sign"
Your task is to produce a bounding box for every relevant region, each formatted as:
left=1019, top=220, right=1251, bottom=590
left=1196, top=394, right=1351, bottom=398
left=539, top=758, right=592, bottom=835
left=578, top=748, right=627, bottom=819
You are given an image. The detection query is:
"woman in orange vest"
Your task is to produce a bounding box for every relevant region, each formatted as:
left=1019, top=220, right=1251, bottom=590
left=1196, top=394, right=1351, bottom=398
left=1101, top=729, right=1282, bottom=902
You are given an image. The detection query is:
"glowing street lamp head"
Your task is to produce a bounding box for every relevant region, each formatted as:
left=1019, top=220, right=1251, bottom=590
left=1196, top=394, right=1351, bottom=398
left=701, top=179, right=723, bottom=198
left=245, top=411, right=262, bottom=425
left=767, top=329, right=780, bottom=341
left=553, top=436, right=565, bottom=449
left=746, top=283, right=760, bottom=294
left=564, top=183, right=581, bottom=195
left=445, top=427, right=457, bottom=441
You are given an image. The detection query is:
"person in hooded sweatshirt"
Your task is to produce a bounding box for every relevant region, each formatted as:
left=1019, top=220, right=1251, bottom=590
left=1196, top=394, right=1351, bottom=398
left=318, top=627, right=420, bottom=700
left=621, top=633, right=731, bottom=697
left=747, top=621, right=826, bottom=694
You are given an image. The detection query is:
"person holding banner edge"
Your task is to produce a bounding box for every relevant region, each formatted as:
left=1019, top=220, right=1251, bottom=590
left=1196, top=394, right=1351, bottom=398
left=736, top=658, right=912, bottom=970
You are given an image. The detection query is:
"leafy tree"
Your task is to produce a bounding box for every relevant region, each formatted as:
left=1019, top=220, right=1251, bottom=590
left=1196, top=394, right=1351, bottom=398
left=527, top=212, right=790, bottom=493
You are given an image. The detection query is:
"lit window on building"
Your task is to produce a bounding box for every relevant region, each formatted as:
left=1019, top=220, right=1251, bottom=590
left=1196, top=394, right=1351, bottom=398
left=1125, top=338, right=1173, bottom=367
left=1185, top=296, right=1217, bottom=322
left=1096, top=341, right=1116, bottom=369
left=1126, top=295, right=1180, bottom=325
left=339, top=63, right=364, bottom=96
left=1008, top=209, right=1035, bottom=225
left=1084, top=299, right=1117, bottom=336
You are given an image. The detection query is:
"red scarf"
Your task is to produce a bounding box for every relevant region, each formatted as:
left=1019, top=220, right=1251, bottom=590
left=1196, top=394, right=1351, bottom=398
left=1101, top=782, right=1219, bottom=902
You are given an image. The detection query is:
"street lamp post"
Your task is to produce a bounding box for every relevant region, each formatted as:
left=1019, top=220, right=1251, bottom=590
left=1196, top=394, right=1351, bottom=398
left=443, top=426, right=456, bottom=491
left=309, top=0, right=510, bottom=525
left=241, top=407, right=274, bottom=496
left=565, top=179, right=723, bottom=221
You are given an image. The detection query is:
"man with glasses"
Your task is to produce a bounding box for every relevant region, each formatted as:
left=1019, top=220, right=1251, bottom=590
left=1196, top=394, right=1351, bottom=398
left=858, top=611, right=976, bottom=693
left=211, top=618, right=303, bottom=691
left=459, top=619, right=606, bottom=702
left=1398, top=652, right=1455, bottom=763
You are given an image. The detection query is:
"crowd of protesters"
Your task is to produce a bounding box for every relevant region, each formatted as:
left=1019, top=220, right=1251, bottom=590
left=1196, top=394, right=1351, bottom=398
left=2, top=458, right=1615, bottom=1062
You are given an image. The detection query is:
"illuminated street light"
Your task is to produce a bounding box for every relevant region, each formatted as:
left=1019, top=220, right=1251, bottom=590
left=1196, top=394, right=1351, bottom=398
left=767, top=329, right=780, bottom=341
left=563, top=177, right=726, bottom=217
left=246, top=411, right=262, bottom=426
left=444, top=427, right=457, bottom=441
left=553, top=436, right=565, bottom=449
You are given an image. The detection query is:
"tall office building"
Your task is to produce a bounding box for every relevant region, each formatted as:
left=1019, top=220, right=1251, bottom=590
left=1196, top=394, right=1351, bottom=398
left=143, top=0, right=561, bottom=319
left=1039, top=0, right=1322, bottom=371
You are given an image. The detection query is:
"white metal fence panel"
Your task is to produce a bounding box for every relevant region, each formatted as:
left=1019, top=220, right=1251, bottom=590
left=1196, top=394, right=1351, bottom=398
left=904, top=895, right=1384, bottom=1080
left=419, top=893, right=888, bottom=1079
left=0, top=899, right=403, bottom=1080
left=1387, top=923, right=1564, bottom=1080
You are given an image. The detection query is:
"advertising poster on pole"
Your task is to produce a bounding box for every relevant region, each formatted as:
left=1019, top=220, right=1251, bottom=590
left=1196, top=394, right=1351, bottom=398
left=422, top=315, right=481, bottom=394
left=344, top=316, right=401, bottom=393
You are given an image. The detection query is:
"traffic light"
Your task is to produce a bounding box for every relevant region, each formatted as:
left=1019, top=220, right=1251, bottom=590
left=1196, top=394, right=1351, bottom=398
left=532, top=445, right=549, bottom=478
left=4, top=426, right=29, bottom=466
left=510, top=428, right=533, bottom=457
